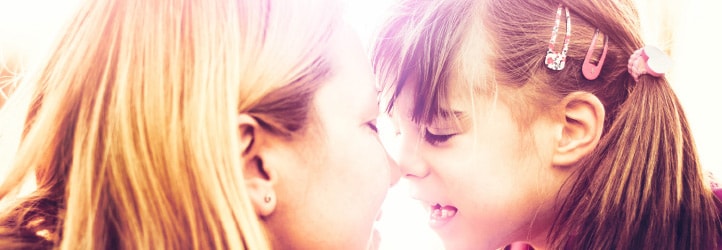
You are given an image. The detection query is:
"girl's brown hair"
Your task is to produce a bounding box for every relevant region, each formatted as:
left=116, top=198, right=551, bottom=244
left=0, top=0, right=337, bottom=249
left=373, top=0, right=722, bottom=249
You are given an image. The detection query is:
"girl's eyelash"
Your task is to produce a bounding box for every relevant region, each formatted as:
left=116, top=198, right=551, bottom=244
left=424, top=129, right=454, bottom=145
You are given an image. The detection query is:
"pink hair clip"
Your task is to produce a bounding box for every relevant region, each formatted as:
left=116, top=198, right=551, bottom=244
left=627, top=45, right=672, bottom=82
left=582, top=29, right=609, bottom=80
left=545, top=4, right=571, bottom=71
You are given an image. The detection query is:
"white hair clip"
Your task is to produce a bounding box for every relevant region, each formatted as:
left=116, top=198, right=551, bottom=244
left=545, top=4, right=571, bottom=71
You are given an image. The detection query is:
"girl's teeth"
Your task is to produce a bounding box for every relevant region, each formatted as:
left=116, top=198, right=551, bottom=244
left=429, top=204, right=458, bottom=227
left=432, top=208, right=442, bottom=217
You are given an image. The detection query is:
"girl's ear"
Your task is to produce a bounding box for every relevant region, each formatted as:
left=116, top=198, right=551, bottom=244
left=237, top=114, right=278, bottom=217
left=552, top=92, right=605, bottom=166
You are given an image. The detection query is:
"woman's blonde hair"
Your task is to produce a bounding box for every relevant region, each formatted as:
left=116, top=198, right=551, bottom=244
left=373, top=0, right=722, bottom=249
left=0, top=0, right=338, bottom=249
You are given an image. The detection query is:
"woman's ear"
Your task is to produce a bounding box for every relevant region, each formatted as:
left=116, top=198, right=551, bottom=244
left=237, top=114, right=278, bottom=218
left=552, top=92, right=605, bottom=166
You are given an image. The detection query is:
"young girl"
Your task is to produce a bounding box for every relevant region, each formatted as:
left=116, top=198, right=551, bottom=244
left=373, top=0, right=722, bottom=249
left=0, top=0, right=398, bottom=249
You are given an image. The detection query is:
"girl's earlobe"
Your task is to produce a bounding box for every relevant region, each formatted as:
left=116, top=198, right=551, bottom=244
left=552, top=92, right=605, bottom=166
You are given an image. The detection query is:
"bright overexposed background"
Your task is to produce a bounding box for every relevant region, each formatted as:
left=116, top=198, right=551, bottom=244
left=1, top=0, right=721, bottom=249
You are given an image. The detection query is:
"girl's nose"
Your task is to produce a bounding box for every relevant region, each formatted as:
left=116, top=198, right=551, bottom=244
left=396, top=132, right=429, bottom=179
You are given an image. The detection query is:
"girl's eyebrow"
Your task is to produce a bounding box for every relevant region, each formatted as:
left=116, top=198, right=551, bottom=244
left=403, top=108, right=466, bottom=123
left=428, top=108, right=469, bottom=121
left=437, top=109, right=466, bottom=120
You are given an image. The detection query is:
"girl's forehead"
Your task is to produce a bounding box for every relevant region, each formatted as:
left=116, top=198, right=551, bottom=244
left=393, top=72, right=479, bottom=121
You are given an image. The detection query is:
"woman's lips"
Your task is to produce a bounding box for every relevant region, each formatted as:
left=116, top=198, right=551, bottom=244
left=429, top=203, right=458, bottom=228
left=369, top=227, right=381, bottom=250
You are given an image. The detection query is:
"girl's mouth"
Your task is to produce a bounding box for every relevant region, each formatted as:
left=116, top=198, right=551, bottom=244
left=429, top=203, right=458, bottom=228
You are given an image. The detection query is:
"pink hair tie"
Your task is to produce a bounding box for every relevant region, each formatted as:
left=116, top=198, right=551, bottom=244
left=627, top=45, right=672, bottom=82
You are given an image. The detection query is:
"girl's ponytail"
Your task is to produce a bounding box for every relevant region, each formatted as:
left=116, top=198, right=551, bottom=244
left=551, top=73, right=722, bottom=249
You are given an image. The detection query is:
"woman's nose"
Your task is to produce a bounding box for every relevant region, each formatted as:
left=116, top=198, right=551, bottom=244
left=386, top=152, right=401, bottom=187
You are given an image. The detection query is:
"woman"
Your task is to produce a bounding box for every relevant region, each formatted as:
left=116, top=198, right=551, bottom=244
left=373, top=0, right=722, bottom=249
left=0, top=0, right=398, bottom=249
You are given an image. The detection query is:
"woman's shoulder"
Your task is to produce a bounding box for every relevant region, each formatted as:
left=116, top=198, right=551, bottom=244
left=707, top=171, right=722, bottom=200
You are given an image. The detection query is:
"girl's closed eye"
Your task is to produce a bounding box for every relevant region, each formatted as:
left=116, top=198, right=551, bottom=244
left=424, top=128, right=457, bottom=146
left=423, top=114, right=465, bottom=146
